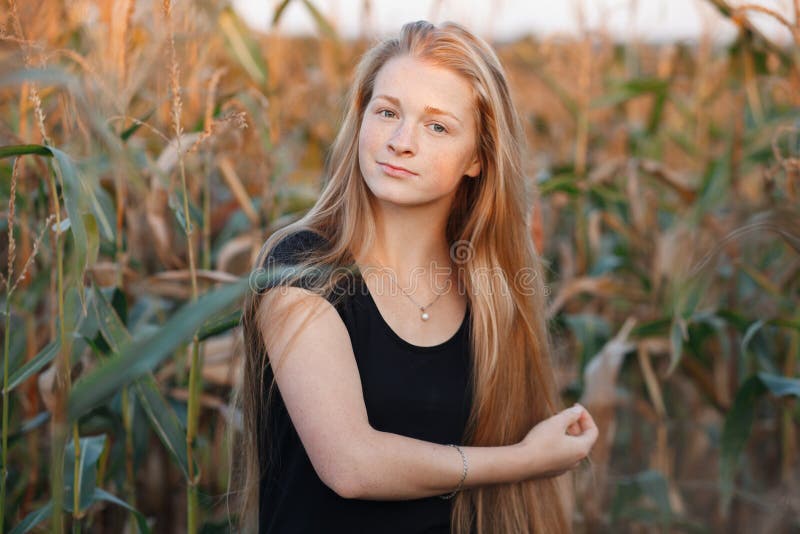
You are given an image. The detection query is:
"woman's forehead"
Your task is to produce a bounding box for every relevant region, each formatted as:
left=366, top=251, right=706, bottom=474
left=370, top=56, right=477, bottom=122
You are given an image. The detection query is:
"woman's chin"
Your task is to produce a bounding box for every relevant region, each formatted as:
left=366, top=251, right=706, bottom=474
left=365, top=182, right=418, bottom=206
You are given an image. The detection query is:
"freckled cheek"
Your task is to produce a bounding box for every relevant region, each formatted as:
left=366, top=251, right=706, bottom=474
left=358, top=121, right=382, bottom=155
left=357, top=124, right=374, bottom=166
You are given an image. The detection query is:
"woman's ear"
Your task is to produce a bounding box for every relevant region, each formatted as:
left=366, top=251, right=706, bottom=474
left=465, top=153, right=481, bottom=179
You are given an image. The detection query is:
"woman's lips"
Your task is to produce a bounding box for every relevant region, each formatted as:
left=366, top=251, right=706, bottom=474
left=378, top=162, right=417, bottom=178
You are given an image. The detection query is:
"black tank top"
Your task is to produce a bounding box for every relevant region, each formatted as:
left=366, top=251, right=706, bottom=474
left=257, top=230, right=473, bottom=534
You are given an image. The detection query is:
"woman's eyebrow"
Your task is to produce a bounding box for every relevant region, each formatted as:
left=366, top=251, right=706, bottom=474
left=373, top=94, right=400, bottom=107
left=425, top=106, right=462, bottom=125
left=373, top=94, right=463, bottom=125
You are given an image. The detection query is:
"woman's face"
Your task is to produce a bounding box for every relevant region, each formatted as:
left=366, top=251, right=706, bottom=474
left=358, top=55, right=481, bottom=210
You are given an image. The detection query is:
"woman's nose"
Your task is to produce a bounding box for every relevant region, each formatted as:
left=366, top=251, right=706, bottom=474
left=387, top=121, right=416, bottom=154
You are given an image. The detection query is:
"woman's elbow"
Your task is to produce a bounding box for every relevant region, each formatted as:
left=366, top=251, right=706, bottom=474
left=319, top=464, right=364, bottom=499
left=311, top=429, right=376, bottom=499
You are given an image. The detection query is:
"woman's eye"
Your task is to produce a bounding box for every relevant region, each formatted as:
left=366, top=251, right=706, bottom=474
left=378, top=109, right=396, bottom=119
left=429, top=123, right=447, bottom=134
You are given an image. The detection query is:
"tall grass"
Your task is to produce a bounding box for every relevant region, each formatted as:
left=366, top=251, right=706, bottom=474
left=0, top=0, right=797, bottom=531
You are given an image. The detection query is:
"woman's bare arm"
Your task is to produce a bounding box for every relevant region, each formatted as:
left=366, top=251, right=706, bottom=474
left=351, top=431, right=531, bottom=499
left=258, top=288, right=597, bottom=500
left=351, top=405, right=595, bottom=500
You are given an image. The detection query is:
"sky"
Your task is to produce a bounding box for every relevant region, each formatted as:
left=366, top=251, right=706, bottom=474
left=232, top=0, right=796, bottom=44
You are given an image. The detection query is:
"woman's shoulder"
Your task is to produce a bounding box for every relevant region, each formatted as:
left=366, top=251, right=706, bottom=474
left=262, top=228, right=330, bottom=268
left=256, top=228, right=362, bottom=298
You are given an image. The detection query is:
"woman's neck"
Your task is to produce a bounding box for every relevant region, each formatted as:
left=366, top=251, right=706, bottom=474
left=358, top=198, right=456, bottom=291
left=369, top=204, right=450, bottom=261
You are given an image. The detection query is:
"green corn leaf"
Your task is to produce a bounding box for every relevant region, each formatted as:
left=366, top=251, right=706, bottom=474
left=84, top=212, right=100, bottom=269
left=8, top=484, right=151, bottom=533
left=741, top=319, right=781, bottom=374
left=5, top=340, right=60, bottom=393
left=630, top=317, right=671, bottom=338
left=667, top=317, right=685, bottom=375
left=6, top=285, right=97, bottom=394
left=168, top=189, right=203, bottom=234
left=7, top=411, right=50, bottom=447
left=564, top=313, right=611, bottom=375
left=92, top=488, right=152, bottom=533
left=693, top=150, right=732, bottom=222
left=85, top=183, right=114, bottom=242
left=272, top=0, right=293, bottom=26
left=220, top=6, right=268, bottom=86
left=198, top=309, right=242, bottom=341
left=0, top=66, right=80, bottom=90
left=63, top=434, right=107, bottom=513
left=719, top=375, right=766, bottom=514
left=611, top=469, right=673, bottom=525
left=0, top=143, right=113, bottom=249
left=67, top=277, right=250, bottom=420
left=757, top=372, right=800, bottom=398
left=91, top=287, right=192, bottom=479
left=52, top=217, right=71, bottom=234
left=591, top=77, right=669, bottom=110
left=120, top=109, right=155, bottom=141
left=132, top=379, right=192, bottom=479
left=9, top=501, right=53, bottom=534
left=538, top=174, right=581, bottom=196
left=0, top=144, right=53, bottom=158
left=646, top=88, right=668, bottom=135
left=91, top=287, right=131, bottom=352
left=49, top=148, right=91, bottom=305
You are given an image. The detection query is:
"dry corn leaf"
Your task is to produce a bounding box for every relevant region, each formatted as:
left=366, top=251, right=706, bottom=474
left=587, top=156, right=623, bottom=185
left=145, top=186, right=183, bottom=269
left=153, top=333, right=242, bottom=386
left=147, top=269, right=239, bottom=284
left=577, top=317, right=637, bottom=524
left=37, top=364, right=56, bottom=414
left=88, top=260, right=139, bottom=287
left=168, top=388, right=225, bottom=410
left=581, top=317, right=637, bottom=408
left=131, top=279, right=192, bottom=300
left=626, top=159, right=647, bottom=235
left=547, top=276, right=641, bottom=318
left=154, top=132, right=203, bottom=176
left=216, top=232, right=258, bottom=274
left=638, top=158, right=696, bottom=203
left=217, top=155, right=260, bottom=225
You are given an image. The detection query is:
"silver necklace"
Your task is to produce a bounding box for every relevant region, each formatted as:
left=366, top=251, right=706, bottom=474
left=372, top=261, right=446, bottom=321
left=399, top=283, right=443, bottom=321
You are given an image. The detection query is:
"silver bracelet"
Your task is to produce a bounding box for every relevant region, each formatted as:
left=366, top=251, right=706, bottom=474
left=439, top=444, right=468, bottom=499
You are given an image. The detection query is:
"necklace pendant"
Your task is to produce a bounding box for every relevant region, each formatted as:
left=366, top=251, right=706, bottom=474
left=421, top=311, right=430, bottom=321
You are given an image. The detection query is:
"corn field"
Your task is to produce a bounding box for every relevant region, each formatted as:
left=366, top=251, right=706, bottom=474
left=0, top=0, right=798, bottom=532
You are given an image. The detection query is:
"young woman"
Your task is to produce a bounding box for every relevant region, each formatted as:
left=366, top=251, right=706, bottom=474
left=235, top=20, right=598, bottom=533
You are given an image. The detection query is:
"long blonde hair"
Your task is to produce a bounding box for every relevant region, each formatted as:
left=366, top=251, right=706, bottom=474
left=232, top=20, right=571, bottom=533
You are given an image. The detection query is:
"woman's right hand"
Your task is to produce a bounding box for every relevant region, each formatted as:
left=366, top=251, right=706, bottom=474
left=518, top=403, right=598, bottom=479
